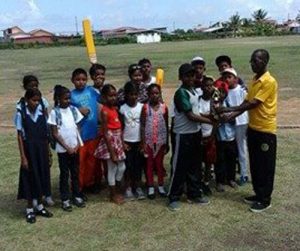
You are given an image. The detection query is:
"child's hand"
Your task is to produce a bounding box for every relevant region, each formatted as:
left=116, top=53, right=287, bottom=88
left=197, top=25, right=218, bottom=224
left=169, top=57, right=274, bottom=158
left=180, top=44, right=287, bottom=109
left=66, top=147, right=75, bottom=155
left=111, top=154, right=118, bottom=163
left=124, top=143, right=130, bottom=152
left=80, top=107, right=90, bottom=117
left=21, top=156, right=29, bottom=170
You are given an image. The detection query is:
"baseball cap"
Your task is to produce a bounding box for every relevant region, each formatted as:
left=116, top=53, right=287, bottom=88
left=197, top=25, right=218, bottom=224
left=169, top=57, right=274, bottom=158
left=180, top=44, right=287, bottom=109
left=191, top=56, right=205, bottom=65
left=178, top=63, right=195, bottom=77
left=221, top=68, right=237, bottom=77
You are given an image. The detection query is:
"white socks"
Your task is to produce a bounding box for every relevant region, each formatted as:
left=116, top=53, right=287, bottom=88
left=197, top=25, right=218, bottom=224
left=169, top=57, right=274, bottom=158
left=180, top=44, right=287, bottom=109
left=26, top=208, right=34, bottom=214
left=158, top=186, right=166, bottom=194
left=148, top=187, right=155, bottom=195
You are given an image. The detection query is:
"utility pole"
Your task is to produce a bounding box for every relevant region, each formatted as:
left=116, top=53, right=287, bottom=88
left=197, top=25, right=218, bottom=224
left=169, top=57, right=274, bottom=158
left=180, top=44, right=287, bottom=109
left=75, top=16, right=79, bottom=35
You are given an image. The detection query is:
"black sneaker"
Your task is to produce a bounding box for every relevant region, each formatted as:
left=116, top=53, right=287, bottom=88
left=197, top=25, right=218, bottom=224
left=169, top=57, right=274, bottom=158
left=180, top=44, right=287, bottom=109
left=73, top=197, right=86, bottom=208
left=26, top=212, right=36, bottom=224
left=36, top=208, right=53, bottom=218
left=250, top=202, right=271, bottom=213
left=244, top=195, right=258, bottom=205
left=62, top=200, right=72, bottom=212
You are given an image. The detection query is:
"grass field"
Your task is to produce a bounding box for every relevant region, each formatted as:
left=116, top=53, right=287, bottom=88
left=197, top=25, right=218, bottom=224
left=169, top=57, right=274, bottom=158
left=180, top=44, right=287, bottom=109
left=1, top=36, right=300, bottom=251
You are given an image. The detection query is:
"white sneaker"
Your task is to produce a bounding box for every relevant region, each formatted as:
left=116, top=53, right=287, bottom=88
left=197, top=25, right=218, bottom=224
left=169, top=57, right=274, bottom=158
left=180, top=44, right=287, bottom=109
left=158, top=186, right=167, bottom=197
left=125, top=187, right=135, bottom=201
left=135, top=187, right=146, bottom=200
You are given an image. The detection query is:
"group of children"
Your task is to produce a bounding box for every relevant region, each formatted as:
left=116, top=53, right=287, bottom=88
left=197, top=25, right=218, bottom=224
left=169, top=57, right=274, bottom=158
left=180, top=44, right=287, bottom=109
left=15, top=56, right=249, bottom=222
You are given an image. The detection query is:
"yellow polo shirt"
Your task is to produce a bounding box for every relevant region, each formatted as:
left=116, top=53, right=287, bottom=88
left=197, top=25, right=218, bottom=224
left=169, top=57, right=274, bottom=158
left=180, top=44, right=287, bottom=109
left=245, top=71, right=278, bottom=134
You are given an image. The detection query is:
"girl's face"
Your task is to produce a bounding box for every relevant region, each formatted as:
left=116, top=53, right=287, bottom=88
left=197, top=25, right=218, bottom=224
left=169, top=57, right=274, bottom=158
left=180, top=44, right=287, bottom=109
left=126, top=91, right=138, bottom=106
left=130, top=70, right=143, bottom=85
left=149, top=87, right=161, bottom=104
left=59, top=92, right=71, bottom=108
left=27, top=95, right=41, bottom=112
left=105, top=88, right=117, bottom=106
left=91, top=69, right=105, bottom=89
left=72, top=73, right=87, bottom=90
left=25, top=80, right=39, bottom=90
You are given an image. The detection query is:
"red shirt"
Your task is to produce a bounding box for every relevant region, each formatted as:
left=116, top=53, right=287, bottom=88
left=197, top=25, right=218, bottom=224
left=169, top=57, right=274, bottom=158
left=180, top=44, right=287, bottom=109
left=102, top=105, right=121, bottom=130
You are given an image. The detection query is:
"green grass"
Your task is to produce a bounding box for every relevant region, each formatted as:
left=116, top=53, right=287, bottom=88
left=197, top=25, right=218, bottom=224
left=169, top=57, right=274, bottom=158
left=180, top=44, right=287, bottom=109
left=1, top=36, right=300, bottom=250
left=0, top=130, right=300, bottom=251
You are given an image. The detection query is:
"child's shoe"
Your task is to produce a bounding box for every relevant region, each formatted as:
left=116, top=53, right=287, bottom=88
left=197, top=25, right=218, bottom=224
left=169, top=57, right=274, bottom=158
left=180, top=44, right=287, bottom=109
left=187, top=196, right=210, bottom=205
left=216, top=183, right=225, bottom=192
left=25, top=208, right=36, bottom=224
left=238, top=176, right=249, bottom=186
left=135, top=187, right=146, bottom=200
left=125, top=187, right=135, bottom=201
left=158, top=186, right=167, bottom=197
left=73, top=197, right=86, bottom=208
left=147, top=186, right=155, bottom=200
left=228, top=180, right=238, bottom=189
left=202, top=183, right=212, bottom=196
left=168, top=201, right=180, bottom=211
left=36, top=207, right=53, bottom=218
left=62, top=200, right=72, bottom=212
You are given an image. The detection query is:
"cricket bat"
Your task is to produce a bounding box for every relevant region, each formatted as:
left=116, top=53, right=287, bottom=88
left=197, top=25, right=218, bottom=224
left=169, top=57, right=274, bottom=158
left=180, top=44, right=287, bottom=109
left=82, top=19, right=97, bottom=64
left=156, top=68, right=164, bottom=87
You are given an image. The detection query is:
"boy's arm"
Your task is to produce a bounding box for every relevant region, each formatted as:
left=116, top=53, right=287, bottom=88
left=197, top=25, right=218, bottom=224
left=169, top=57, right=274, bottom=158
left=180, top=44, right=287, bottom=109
left=17, top=131, right=28, bottom=169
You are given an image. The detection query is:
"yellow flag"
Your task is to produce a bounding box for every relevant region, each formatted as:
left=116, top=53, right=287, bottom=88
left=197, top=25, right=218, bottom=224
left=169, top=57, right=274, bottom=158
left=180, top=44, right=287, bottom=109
left=156, top=68, right=164, bottom=87
left=82, top=19, right=97, bottom=64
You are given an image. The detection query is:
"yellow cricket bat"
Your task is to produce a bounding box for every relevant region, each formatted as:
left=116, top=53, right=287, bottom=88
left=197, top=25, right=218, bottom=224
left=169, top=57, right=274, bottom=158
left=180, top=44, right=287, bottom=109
left=82, top=19, right=97, bottom=64
left=156, top=68, right=164, bottom=87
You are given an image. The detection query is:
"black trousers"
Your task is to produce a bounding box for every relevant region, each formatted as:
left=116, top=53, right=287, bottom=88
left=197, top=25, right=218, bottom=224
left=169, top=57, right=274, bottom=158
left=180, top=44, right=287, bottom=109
left=168, top=131, right=203, bottom=202
left=124, top=142, right=144, bottom=189
left=248, top=128, right=277, bottom=205
left=215, top=140, right=237, bottom=184
left=57, top=152, right=81, bottom=201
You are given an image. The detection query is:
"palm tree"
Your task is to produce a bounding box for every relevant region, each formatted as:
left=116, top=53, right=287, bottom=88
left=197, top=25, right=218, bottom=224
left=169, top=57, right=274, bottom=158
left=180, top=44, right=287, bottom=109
left=241, top=18, right=253, bottom=27
left=252, top=9, right=268, bottom=23
left=228, top=12, right=242, bottom=37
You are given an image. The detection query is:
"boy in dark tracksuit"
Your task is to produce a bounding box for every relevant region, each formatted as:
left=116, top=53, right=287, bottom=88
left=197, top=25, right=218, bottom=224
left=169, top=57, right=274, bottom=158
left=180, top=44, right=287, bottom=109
left=168, top=63, right=214, bottom=211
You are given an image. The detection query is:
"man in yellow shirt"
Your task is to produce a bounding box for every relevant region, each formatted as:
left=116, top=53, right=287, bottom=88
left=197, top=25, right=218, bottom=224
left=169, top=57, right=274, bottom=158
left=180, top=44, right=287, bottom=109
left=218, top=49, right=277, bottom=213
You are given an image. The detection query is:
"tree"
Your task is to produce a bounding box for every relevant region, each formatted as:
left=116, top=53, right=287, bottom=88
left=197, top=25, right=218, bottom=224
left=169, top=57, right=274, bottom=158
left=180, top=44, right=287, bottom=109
left=241, top=18, right=253, bottom=27
left=228, top=12, right=242, bottom=37
left=252, top=9, right=268, bottom=23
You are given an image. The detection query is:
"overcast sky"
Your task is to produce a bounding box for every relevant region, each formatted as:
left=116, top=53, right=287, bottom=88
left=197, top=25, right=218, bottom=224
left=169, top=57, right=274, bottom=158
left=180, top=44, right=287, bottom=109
left=0, top=0, right=299, bottom=34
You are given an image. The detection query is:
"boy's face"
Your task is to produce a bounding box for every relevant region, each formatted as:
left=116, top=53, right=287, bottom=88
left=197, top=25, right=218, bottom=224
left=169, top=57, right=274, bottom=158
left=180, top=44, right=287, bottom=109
left=180, top=71, right=195, bottom=87
left=194, top=63, right=206, bottom=78
left=91, top=69, right=105, bottom=89
left=141, top=62, right=152, bottom=77
left=218, top=61, right=231, bottom=72
left=72, top=73, right=87, bottom=90
left=223, top=73, right=237, bottom=88
left=202, top=80, right=214, bottom=95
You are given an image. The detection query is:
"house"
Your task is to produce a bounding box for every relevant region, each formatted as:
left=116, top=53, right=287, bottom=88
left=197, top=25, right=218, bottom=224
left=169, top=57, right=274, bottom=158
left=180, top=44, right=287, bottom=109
left=97, top=26, right=167, bottom=44
left=2, top=26, right=55, bottom=44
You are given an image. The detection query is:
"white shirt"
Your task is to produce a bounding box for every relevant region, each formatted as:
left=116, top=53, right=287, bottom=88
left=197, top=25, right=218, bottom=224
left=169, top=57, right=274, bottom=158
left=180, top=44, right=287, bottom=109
left=47, top=106, right=84, bottom=153
left=199, top=98, right=213, bottom=137
left=119, top=102, right=143, bottom=142
left=226, top=85, right=249, bottom=126
left=144, top=76, right=156, bottom=86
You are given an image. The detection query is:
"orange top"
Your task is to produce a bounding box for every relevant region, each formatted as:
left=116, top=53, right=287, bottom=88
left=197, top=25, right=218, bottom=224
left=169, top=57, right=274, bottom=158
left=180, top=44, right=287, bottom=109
left=102, top=105, right=121, bottom=130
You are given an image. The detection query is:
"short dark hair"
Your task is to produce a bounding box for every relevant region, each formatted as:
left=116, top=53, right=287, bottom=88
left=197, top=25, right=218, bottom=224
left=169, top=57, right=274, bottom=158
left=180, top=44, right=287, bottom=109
left=252, top=49, right=270, bottom=64
left=53, top=85, right=70, bottom=106
left=71, top=68, right=87, bottom=79
left=124, top=81, right=138, bottom=95
left=89, top=63, right=106, bottom=77
left=101, top=84, right=116, bottom=96
left=23, top=75, right=39, bottom=89
left=215, top=55, right=232, bottom=66
left=147, top=83, right=161, bottom=95
left=138, top=58, right=152, bottom=66
left=178, top=63, right=195, bottom=78
left=24, top=88, right=41, bottom=100
left=202, top=76, right=214, bottom=85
